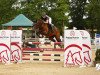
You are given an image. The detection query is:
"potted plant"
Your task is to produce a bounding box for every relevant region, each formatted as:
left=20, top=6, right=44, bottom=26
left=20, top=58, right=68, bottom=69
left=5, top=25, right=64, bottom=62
left=94, top=49, right=100, bottom=66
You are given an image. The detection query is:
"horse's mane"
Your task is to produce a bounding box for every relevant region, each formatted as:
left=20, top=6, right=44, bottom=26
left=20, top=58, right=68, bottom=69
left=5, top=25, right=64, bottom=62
left=37, top=19, right=44, bottom=24
left=33, top=19, right=44, bottom=28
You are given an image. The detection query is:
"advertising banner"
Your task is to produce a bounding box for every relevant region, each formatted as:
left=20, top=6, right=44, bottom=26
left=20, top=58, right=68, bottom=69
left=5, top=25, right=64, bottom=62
left=80, top=30, right=92, bottom=65
left=95, top=33, right=100, bottom=49
left=11, top=30, right=22, bottom=62
left=0, top=30, right=11, bottom=64
left=64, top=30, right=84, bottom=66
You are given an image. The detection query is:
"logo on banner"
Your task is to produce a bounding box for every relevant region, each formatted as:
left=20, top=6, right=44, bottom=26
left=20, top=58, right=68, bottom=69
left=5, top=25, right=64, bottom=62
left=1, top=31, right=6, bottom=37
left=12, top=31, right=20, bottom=38
left=66, top=31, right=79, bottom=39
left=12, top=31, right=17, bottom=37
left=0, top=43, right=10, bottom=63
left=80, top=31, right=87, bottom=39
left=65, top=44, right=83, bottom=65
left=83, top=44, right=91, bottom=64
left=96, top=34, right=100, bottom=38
left=0, top=31, right=9, bottom=38
left=70, top=31, right=75, bottom=36
left=80, top=31, right=84, bottom=36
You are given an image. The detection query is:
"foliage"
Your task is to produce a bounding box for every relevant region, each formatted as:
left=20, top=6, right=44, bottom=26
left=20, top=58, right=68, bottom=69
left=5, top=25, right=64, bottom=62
left=18, top=0, right=69, bottom=34
left=0, top=0, right=100, bottom=37
left=48, top=0, right=69, bottom=33
left=68, top=0, right=87, bottom=29
left=0, top=0, right=17, bottom=29
left=95, top=49, right=100, bottom=61
left=87, top=0, right=100, bottom=34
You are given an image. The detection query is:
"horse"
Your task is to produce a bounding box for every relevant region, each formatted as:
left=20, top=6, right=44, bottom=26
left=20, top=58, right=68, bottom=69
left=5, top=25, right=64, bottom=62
left=33, top=19, right=61, bottom=43
left=22, top=19, right=62, bottom=49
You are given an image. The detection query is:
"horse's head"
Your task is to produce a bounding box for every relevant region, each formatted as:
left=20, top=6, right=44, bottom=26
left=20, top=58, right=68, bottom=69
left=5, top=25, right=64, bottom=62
left=33, top=19, right=48, bottom=32
left=33, top=19, right=44, bottom=29
left=32, top=19, right=49, bottom=37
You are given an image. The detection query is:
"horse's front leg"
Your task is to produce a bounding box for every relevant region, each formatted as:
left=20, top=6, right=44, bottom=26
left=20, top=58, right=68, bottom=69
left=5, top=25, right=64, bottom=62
left=36, top=32, right=42, bottom=38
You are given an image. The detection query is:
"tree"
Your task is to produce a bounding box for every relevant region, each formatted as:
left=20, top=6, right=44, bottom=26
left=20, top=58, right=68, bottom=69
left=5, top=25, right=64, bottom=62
left=19, top=0, right=69, bottom=34
left=48, top=0, right=69, bottom=33
left=68, top=0, right=87, bottom=29
left=0, top=0, right=17, bottom=29
left=95, top=49, right=100, bottom=61
left=87, top=0, right=100, bottom=38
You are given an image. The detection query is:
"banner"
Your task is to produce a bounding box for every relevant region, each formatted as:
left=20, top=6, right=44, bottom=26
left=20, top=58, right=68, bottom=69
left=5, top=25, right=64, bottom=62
left=64, top=30, right=84, bottom=66
left=11, top=30, right=22, bottom=62
left=0, top=30, right=11, bottom=64
left=95, top=33, right=100, bottom=49
left=80, top=30, right=92, bottom=65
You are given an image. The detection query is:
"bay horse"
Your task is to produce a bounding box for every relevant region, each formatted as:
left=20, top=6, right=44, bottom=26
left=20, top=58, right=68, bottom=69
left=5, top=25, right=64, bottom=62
left=33, top=19, right=61, bottom=43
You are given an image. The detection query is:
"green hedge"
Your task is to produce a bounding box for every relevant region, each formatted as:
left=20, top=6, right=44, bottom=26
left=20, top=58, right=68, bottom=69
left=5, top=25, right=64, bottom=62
left=95, top=49, right=100, bottom=61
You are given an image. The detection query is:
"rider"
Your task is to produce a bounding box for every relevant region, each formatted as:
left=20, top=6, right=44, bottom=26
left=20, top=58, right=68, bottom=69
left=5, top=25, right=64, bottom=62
left=41, top=12, right=54, bottom=30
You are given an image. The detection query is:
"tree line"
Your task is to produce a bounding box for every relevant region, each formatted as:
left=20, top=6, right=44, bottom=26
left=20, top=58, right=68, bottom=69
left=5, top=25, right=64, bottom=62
left=0, top=0, right=100, bottom=38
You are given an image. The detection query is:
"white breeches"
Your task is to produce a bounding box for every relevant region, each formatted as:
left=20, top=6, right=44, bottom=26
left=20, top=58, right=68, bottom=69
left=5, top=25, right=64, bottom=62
left=48, top=17, right=52, bottom=24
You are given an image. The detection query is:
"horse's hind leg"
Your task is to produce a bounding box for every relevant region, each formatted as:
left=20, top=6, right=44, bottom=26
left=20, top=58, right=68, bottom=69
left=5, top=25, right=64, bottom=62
left=55, top=35, right=63, bottom=48
left=49, top=36, right=62, bottom=48
left=49, top=36, right=57, bottom=48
